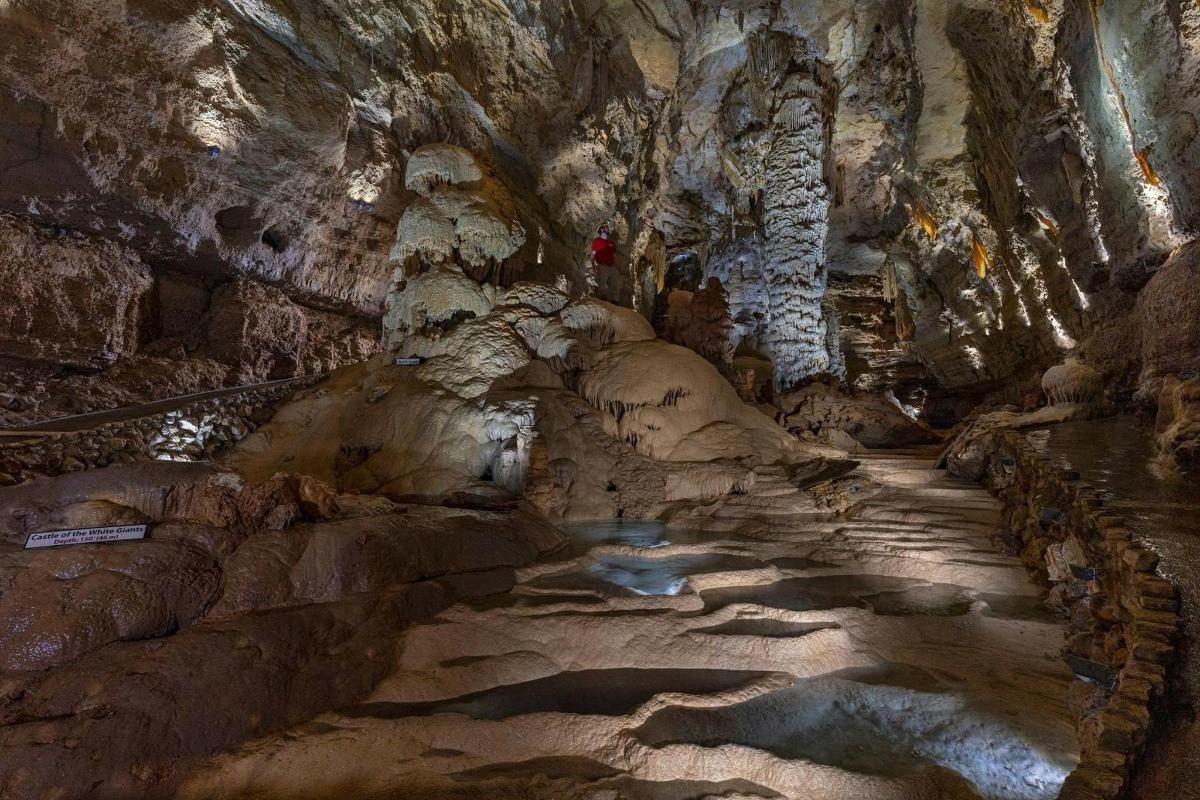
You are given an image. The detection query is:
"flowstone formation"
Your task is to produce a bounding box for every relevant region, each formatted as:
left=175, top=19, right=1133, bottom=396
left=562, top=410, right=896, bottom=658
left=1042, top=358, right=1104, bottom=408
left=383, top=145, right=524, bottom=350
left=1155, top=376, right=1200, bottom=474
left=390, top=144, right=525, bottom=283
left=177, top=455, right=1080, bottom=800
left=242, top=274, right=813, bottom=519
left=7, top=272, right=954, bottom=799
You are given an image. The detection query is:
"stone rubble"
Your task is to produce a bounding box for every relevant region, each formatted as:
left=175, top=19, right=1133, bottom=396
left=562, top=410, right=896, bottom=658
left=0, top=378, right=320, bottom=486
left=946, top=424, right=1181, bottom=800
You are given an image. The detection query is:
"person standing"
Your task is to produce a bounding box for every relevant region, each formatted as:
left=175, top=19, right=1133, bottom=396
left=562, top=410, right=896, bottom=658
left=591, top=223, right=616, bottom=267
left=587, top=223, right=616, bottom=296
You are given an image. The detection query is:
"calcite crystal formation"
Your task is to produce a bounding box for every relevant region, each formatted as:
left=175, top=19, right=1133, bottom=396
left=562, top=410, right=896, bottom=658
left=390, top=144, right=525, bottom=275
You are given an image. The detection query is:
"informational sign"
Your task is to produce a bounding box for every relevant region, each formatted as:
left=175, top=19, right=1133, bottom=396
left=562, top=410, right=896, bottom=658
left=25, top=524, right=148, bottom=550
left=394, top=357, right=423, bottom=366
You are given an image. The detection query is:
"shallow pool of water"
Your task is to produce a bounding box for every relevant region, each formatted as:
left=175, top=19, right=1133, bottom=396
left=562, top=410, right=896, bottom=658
left=533, top=553, right=764, bottom=596
left=636, top=668, right=1069, bottom=799
left=700, top=574, right=975, bottom=616
left=558, top=519, right=730, bottom=554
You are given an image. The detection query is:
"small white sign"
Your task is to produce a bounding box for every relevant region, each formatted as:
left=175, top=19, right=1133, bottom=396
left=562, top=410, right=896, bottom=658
left=395, top=357, right=423, bottom=366
left=24, top=524, right=149, bottom=550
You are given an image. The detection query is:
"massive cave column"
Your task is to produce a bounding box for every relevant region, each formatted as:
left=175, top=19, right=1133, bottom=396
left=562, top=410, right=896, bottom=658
left=762, top=65, right=840, bottom=391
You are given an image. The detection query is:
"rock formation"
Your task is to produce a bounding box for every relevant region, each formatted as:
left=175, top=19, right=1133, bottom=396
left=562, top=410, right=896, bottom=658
left=390, top=144, right=525, bottom=281
left=1156, top=376, right=1200, bottom=474
left=5, top=1, right=1200, bottom=798
left=1042, top=358, right=1104, bottom=407
left=761, top=57, right=841, bottom=389
left=4, top=1, right=1200, bottom=425
left=666, top=277, right=736, bottom=372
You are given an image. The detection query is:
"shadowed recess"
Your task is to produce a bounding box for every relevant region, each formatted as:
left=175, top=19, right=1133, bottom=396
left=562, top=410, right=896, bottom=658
left=341, top=668, right=778, bottom=721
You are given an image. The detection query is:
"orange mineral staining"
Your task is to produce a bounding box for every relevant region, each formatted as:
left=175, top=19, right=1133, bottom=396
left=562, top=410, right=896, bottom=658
left=1088, top=0, right=1163, bottom=187
left=972, top=236, right=991, bottom=279
left=1035, top=212, right=1059, bottom=237
left=908, top=201, right=938, bottom=239
left=1024, top=0, right=1049, bottom=22
left=1134, top=149, right=1161, bottom=186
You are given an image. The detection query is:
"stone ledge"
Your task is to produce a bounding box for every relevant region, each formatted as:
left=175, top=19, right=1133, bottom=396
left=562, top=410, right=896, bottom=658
left=949, top=427, right=1180, bottom=800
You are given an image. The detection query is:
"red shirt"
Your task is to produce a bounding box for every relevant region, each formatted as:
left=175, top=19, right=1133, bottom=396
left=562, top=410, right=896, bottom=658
left=591, top=236, right=616, bottom=266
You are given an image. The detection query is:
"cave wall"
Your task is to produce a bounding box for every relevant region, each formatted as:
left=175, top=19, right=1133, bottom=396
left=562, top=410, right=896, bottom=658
left=0, top=0, right=682, bottom=311
left=0, top=0, right=685, bottom=420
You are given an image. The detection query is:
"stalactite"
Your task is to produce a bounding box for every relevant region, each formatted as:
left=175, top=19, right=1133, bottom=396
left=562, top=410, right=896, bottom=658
left=746, top=28, right=787, bottom=88
left=762, top=63, right=842, bottom=390
left=1023, top=0, right=1049, bottom=23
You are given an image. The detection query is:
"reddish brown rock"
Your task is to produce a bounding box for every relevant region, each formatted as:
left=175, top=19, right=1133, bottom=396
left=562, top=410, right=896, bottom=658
left=207, top=280, right=308, bottom=383
left=0, top=537, right=220, bottom=671
left=1138, top=242, right=1200, bottom=387
left=0, top=216, right=152, bottom=368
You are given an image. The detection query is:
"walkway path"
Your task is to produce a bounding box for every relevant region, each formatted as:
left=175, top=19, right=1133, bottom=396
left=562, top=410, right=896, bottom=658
left=2, top=377, right=314, bottom=435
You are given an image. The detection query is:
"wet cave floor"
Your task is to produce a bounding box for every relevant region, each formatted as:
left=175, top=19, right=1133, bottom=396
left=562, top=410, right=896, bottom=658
left=178, top=456, right=1079, bottom=800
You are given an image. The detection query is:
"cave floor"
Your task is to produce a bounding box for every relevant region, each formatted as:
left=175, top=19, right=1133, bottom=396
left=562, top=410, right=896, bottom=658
left=178, top=456, right=1079, bottom=800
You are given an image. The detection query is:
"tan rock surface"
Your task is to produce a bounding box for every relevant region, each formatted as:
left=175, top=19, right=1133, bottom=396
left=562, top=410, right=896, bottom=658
left=177, top=456, right=1079, bottom=800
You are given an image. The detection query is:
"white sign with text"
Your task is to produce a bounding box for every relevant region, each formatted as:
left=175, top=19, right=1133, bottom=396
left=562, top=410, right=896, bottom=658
left=25, top=524, right=148, bottom=549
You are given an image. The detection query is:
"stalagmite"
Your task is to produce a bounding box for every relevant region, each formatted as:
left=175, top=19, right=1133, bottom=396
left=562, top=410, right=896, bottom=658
left=762, top=63, right=842, bottom=390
